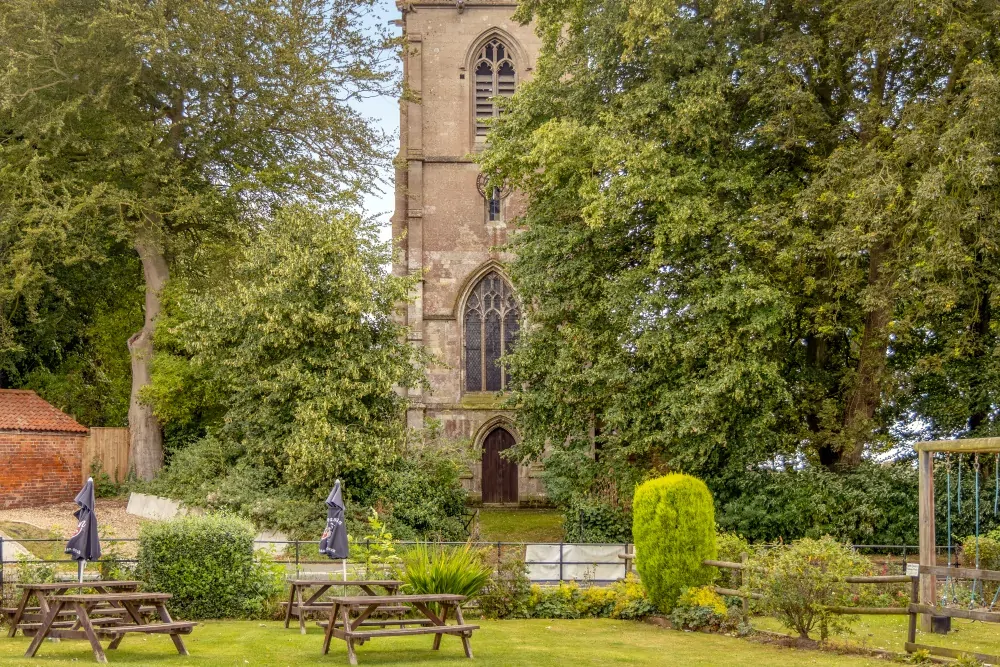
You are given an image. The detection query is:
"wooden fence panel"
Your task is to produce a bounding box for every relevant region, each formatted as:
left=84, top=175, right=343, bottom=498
left=82, top=428, right=130, bottom=483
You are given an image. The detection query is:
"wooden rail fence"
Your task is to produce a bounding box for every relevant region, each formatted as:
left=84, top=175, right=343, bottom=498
left=708, top=558, right=1000, bottom=663
left=81, top=428, right=130, bottom=483
left=706, top=558, right=912, bottom=615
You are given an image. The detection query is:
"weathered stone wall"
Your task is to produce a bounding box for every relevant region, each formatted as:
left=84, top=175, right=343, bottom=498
left=394, top=1, right=545, bottom=502
left=0, top=431, right=84, bottom=509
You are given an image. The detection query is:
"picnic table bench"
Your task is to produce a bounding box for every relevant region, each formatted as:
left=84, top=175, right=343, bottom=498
left=283, top=579, right=402, bottom=634
left=23, top=592, right=196, bottom=664
left=319, top=593, right=478, bottom=665
left=5, top=581, right=144, bottom=638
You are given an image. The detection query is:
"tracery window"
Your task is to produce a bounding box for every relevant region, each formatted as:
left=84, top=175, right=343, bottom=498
left=465, top=271, right=520, bottom=392
left=474, top=38, right=516, bottom=139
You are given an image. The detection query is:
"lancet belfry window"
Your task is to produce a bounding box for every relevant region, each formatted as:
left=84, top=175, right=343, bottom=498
left=465, top=272, right=520, bottom=392
left=474, top=38, right=516, bottom=139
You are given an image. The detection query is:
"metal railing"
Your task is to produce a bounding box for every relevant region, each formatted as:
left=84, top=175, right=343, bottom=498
left=0, top=536, right=964, bottom=610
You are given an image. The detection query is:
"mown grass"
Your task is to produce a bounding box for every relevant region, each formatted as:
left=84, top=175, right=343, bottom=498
left=0, top=619, right=889, bottom=666
left=476, top=509, right=564, bottom=543
left=753, top=613, right=1000, bottom=658
left=0, top=521, right=65, bottom=561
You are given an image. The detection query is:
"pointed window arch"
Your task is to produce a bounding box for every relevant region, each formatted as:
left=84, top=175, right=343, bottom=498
left=464, top=271, right=520, bottom=391
left=474, top=38, right=517, bottom=139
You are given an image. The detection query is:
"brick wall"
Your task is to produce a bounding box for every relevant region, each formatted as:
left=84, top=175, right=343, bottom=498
left=0, top=431, right=84, bottom=509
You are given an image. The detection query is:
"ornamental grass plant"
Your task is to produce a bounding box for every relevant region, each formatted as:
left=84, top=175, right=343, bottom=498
left=401, top=542, right=492, bottom=602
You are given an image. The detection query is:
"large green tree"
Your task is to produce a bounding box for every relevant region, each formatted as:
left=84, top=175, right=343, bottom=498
left=481, top=0, right=1000, bottom=493
left=0, top=0, right=394, bottom=478
left=143, top=205, right=468, bottom=538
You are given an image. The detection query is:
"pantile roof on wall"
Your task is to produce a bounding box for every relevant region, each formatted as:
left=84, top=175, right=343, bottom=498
left=0, top=390, right=88, bottom=433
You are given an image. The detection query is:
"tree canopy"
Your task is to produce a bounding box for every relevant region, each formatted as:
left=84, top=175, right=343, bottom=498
left=0, top=0, right=396, bottom=477
left=145, top=205, right=468, bottom=538
left=481, top=0, right=1000, bottom=502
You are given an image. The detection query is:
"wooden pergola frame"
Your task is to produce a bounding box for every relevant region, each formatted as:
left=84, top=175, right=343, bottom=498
left=915, top=437, right=1000, bottom=632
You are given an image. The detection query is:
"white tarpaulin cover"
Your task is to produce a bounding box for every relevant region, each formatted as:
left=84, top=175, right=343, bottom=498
left=524, top=544, right=627, bottom=582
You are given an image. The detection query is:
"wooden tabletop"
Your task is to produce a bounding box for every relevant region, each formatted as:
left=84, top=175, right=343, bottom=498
left=16, top=581, right=141, bottom=590
left=326, top=594, right=465, bottom=605
left=56, top=593, right=173, bottom=603
left=287, top=580, right=402, bottom=587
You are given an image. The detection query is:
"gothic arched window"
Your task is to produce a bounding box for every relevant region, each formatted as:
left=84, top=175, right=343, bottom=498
left=474, top=38, right=516, bottom=139
left=465, top=271, right=520, bottom=391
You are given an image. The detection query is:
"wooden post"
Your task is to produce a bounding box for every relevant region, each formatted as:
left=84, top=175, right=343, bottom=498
left=740, top=552, right=749, bottom=619
left=918, top=449, right=936, bottom=632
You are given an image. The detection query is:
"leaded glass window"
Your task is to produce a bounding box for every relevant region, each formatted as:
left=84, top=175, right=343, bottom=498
left=489, top=187, right=502, bottom=222
left=474, top=39, right=516, bottom=139
left=465, top=272, right=520, bottom=391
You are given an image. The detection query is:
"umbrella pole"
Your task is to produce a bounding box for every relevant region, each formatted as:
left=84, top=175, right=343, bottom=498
left=78, top=560, right=84, bottom=583
left=342, top=559, right=347, bottom=582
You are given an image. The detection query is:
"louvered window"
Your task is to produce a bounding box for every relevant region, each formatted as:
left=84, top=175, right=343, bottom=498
left=474, top=39, right=517, bottom=139
left=465, top=271, right=520, bottom=391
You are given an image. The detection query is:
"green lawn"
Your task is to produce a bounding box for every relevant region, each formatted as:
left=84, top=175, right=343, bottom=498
left=476, top=509, right=564, bottom=543
left=0, top=521, right=65, bottom=561
left=754, top=613, right=1000, bottom=658
left=0, top=619, right=890, bottom=666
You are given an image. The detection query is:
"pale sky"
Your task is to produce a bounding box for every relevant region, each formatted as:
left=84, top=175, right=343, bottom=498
left=354, top=0, right=404, bottom=245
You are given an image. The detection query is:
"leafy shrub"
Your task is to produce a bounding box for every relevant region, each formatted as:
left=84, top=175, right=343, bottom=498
left=97, top=538, right=135, bottom=582
left=633, top=474, right=717, bottom=613
left=749, top=536, right=871, bottom=640
left=611, top=575, right=658, bottom=620
left=715, top=532, right=753, bottom=587
left=477, top=551, right=531, bottom=619
left=563, top=497, right=633, bottom=543
left=402, top=543, right=491, bottom=600
left=960, top=533, right=1000, bottom=602
left=676, top=585, right=727, bottom=615
left=669, top=603, right=724, bottom=632
left=353, top=509, right=403, bottom=579
left=524, top=576, right=656, bottom=620
left=90, top=460, right=124, bottom=499
left=714, top=462, right=1000, bottom=546
left=716, top=533, right=752, bottom=563
left=14, top=554, right=56, bottom=586
left=147, top=425, right=471, bottom=542
left=528, top=582, right=582, bottom=619
left=137, top=514, right=283, bottom=619
left=669, top=585, right=738, bottom=634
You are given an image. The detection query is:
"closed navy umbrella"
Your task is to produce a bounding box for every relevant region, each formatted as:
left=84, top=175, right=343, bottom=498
left=319, top=480, right=349, bottom=579
left=65, top=477, right=101, bottom=582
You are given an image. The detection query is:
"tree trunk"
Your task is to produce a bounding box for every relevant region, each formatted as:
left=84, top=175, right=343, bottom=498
left=967, top=252, right=992, bottom=433
left=128, top=224, right=169, bottom=480
left=840, top=240, right=892, bottom=467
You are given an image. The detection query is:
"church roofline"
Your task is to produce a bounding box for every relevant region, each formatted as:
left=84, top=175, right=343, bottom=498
left=397, top=1, right=519, bottom=10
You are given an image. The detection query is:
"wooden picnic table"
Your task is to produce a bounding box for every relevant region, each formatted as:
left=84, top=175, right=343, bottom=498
left=319, top=594, right=479, bottom=665
left=5, top=581, right=142, bottom=638
left=23, top=592, right=196, bottom=664
left=284, top=579, right=402, bottom=634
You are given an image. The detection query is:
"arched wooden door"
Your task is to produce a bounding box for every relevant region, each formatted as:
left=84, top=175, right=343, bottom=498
left=482, top=428, right=518, bottom=504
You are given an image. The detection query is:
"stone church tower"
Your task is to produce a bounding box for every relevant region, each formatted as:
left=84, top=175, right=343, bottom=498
left=392, top=1, right=543, bottom=503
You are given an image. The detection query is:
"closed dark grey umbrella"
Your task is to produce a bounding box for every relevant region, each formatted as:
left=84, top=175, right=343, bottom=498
left=319, top=480, right=349, bottom=560
left=65, top=477, right=100, bottom=582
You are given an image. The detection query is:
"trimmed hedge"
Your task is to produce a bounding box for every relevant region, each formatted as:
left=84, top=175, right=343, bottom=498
left=633, top=474, right=716, bottom=613
left=137, top=514, right=283, bottom=619
left=563, top=497, right=633, bottom=543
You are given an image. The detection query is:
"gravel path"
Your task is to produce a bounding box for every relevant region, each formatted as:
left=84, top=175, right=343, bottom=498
left=0, top=499, right=148, bottom=538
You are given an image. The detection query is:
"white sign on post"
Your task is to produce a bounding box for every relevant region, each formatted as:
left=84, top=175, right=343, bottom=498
left=906, top=562, right=920, bottom=577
